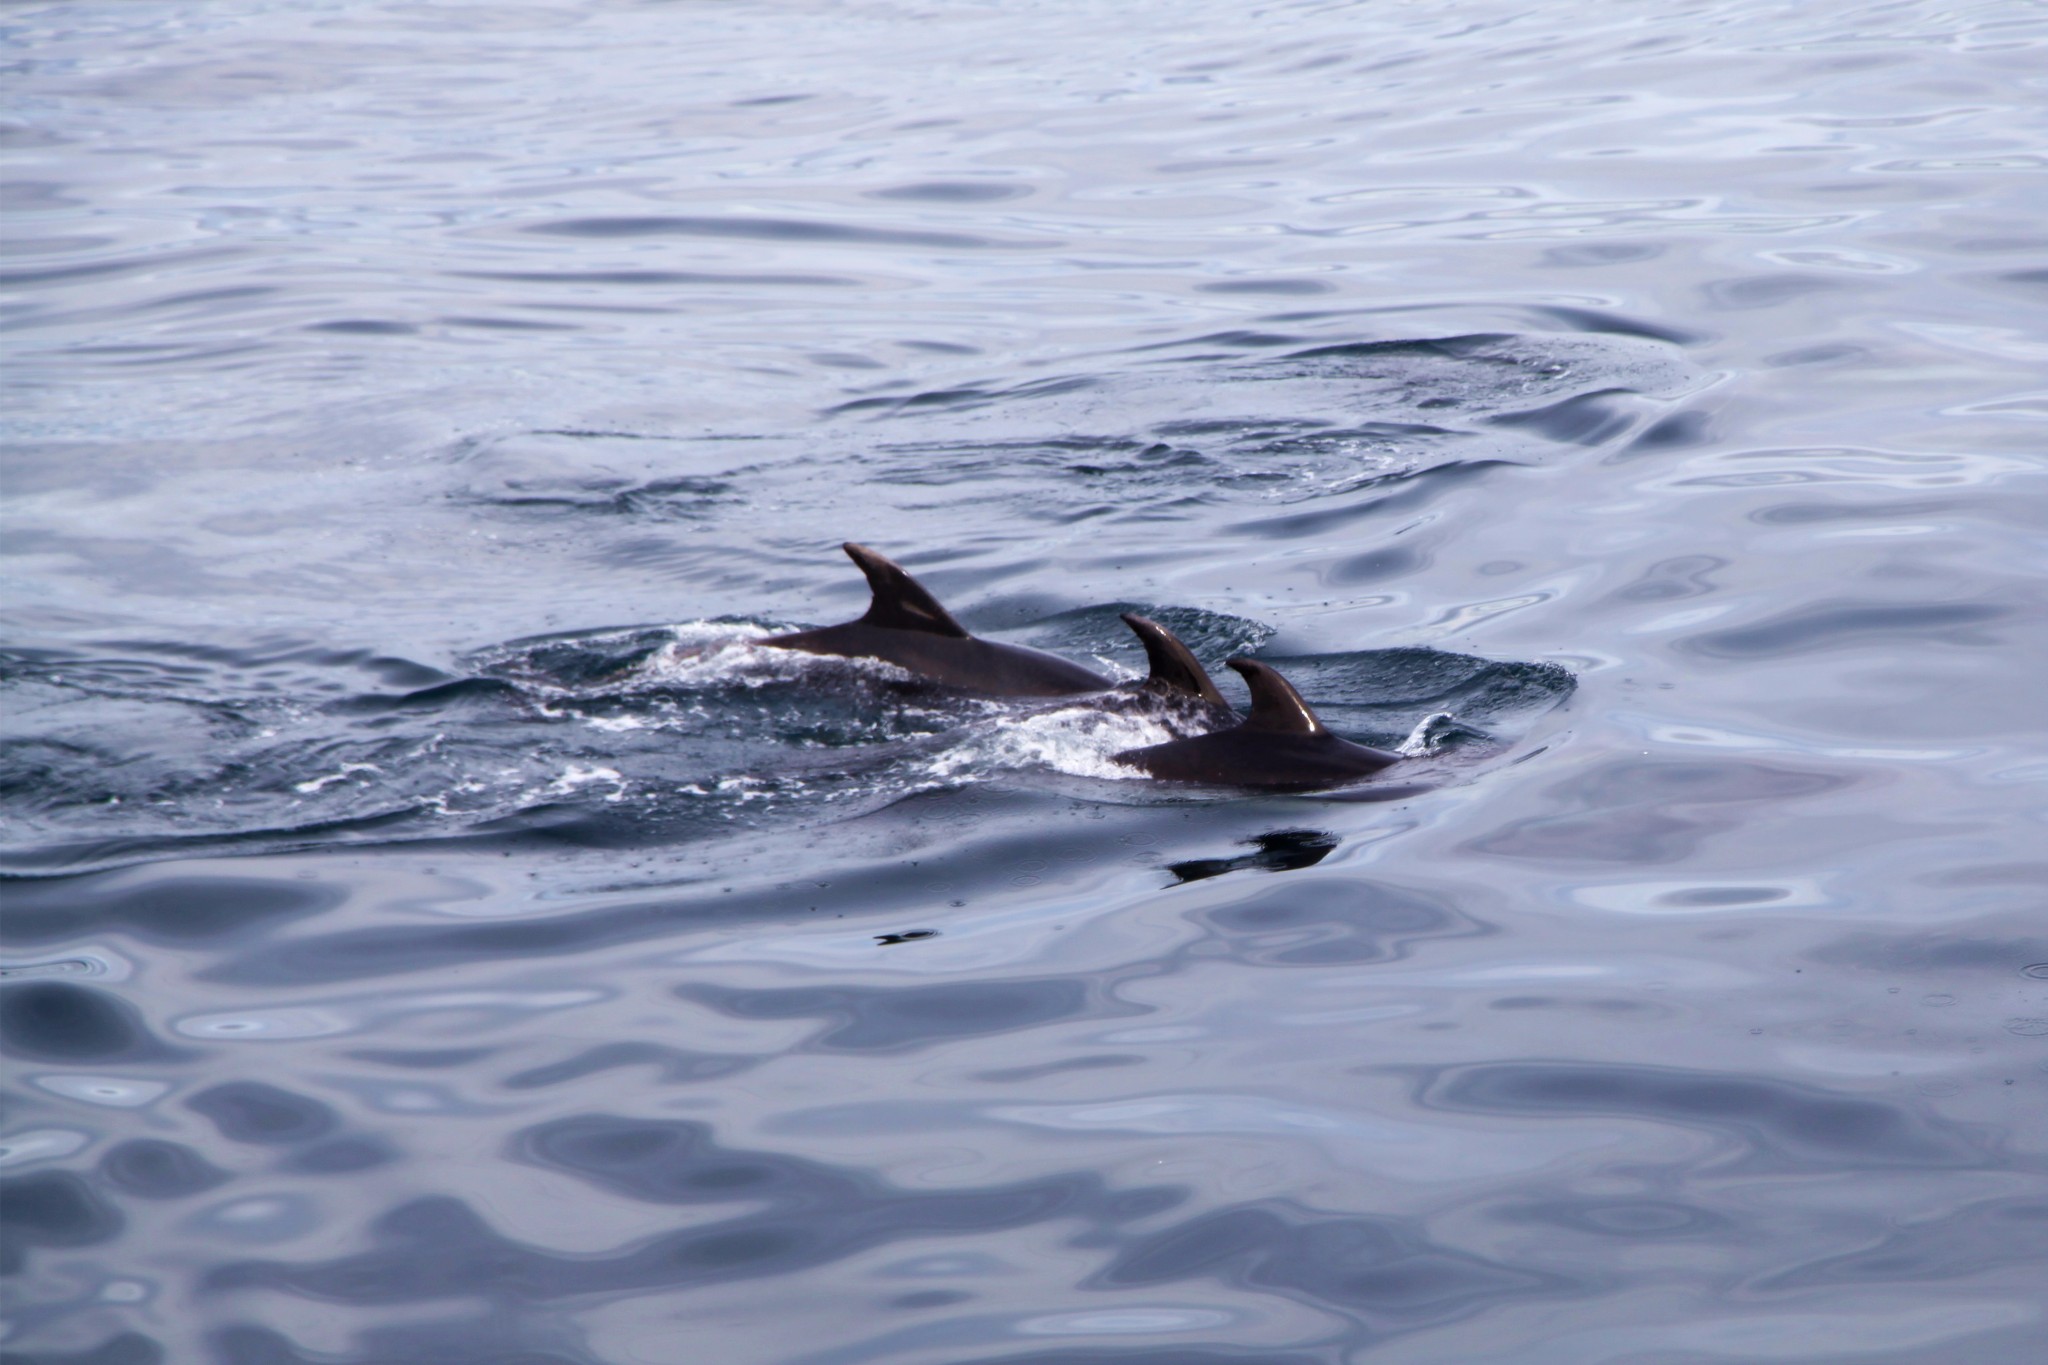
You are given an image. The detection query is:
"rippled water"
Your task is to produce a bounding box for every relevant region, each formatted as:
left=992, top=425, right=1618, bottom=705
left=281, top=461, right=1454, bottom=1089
left=5, top=2, right=2047, bottom=1362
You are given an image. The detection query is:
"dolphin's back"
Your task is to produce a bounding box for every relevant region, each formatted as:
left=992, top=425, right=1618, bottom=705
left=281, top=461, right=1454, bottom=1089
left=1119, top=728, right=1399, bottom=788
left=772, top=623, right=1112, bottom=697
left=1113, top=656, right=1400, bottom=789
left=763, top=543, right=1112, bottom=697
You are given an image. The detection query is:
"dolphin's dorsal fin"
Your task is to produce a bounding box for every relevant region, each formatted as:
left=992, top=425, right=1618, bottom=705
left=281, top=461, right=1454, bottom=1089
left=1227, top=658, right=1327, bottom=735
left=1122, top=613, right=1227, bottom=707
left=844, top=543, right=970, bottom=637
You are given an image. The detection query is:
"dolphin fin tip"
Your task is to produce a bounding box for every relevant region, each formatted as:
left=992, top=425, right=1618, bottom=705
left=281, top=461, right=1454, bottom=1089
left=1124, top=613, right=1227, bottom=707
left=842, top=542, right=969, bottom=638
left=1227, top=658, right=1326, bottom=734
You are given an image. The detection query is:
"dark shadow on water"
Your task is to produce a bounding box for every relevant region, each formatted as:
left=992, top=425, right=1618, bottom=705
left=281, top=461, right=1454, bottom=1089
left=207, top=1119, right=1184, bottom=1304
left=1416, top=1061, right=1988, bottom=1171
left=0, top=982, right=190, bottom=1064
left=678, top=976, right=1135, bottom=1053
left=1169, top=828, right=1339, bottom=884
left=0, top=1172, right=125, bottom=1276
left=1186, top=876, right=1484, bottom=967
left=1095, top=1202, right=1576, bottom=1326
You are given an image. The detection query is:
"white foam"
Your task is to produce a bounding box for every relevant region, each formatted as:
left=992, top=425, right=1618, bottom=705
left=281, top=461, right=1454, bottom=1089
left=1397, top=711, right=1459, bottom=757
left=294, top=762, right=381, bottom=794
left=635, top=623, right=914, bottom=692
left=545, top=765, right=626, bottom=800
left=924, top=703, right=1183, bottom=782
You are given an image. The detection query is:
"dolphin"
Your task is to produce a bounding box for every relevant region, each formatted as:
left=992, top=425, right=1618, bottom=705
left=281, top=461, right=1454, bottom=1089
left=1114, top=657, right=1401, bottom=789
left=1116, top=611, right=1231, bottom=709
left=761, top=543, right=1115, bottom=698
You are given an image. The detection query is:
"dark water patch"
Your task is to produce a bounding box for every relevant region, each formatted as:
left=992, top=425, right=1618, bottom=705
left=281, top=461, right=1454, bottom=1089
left=202, top=876, right=848, bottom=986
left=1764, top=341, right=1867, bottom=367
left=323, top=677, right=525, bottom=716
left=0, top=246, right=239, bottom=289
left=1702, top=272, right=1857, bottom=310
left=1605, top=553, right=1727, bottom=603
left=1486, top=389, right=1639, bottom=446
left=954, top=1352, right=1321, bottom=1365
left=1421, top=1062, right=1983, bottom=1169
left=0, top=1333, right=163, bottom=1365
left=1130, top=329, right=1307, bottom=353
left=1683, top=600, right=2009, bottom=658
left=974, top=1054, right=1144, bottom=1084
left=502, top=1042, right=756, bottom=1090
left=1750, top=497, right=1956, bottom=526
left=306, top=320, right=417, bottom=337
left=1169, top=829, right=1338, bottom=883
left=867, top=181, right=1030, bottom=203
left=97, top=1139, right=231, bottom=1200
left=3, top=809, right=447, bottom=879
left=1757, top=1197, right=2048, bottom=1290
left=1528, top=304, right=1704, bottom=346
left=201, top=818, right=1122, bottom=986
left=345, top=1047, right=496, bottom=1069
left=1613, top=408, right=1715, bottom=457
left=469, top=626, right=681, bottom=688
left=829, top=374, right=1099, bottom=419
left=0, top=874, right=341, bottom=945
left=1488, top=996, right=1660, bottom=1016
left=284, top=1138, right=397, bottom=1175
left=207, top=1319, right=592, bottom=1365
left=1224, top=459, right=1517, bottom=538
left=829, top=332, right=1692, bottom=483
left=1196, top=278, right=1334, bottom=295
left=457, top=474, right=736, bottom=521
left=1656, top=885, right=1787, bottom=908
left=0, top=982, right=185, bottom=1063
left=1097, top=1204, right=1571, bottom=1325
left=1470, top=757, right=1844, bottom=865
left=1190, top=876, right=1479, bottom=967
left=1919, top=862, right=2048, bottom=890
left=0, top=1172, right=124, bottom=1274
left=1491, top=1195, right=1732, bottom=1239
left=522, top=216, right=1003, bottom=251
left=450, top=267, right=859, bottom=288
left=1285, top=334, right=1519, bottom=365
left=1327, top=538, right=1430, bottom=586
left=1809, top=932, right=2048, bottom=976
left=679, top=976, right=1122, bottom=1053
left=439, top=315, right=580, bottom=333
left=1540, top=242, right=1666, bottom=268
left=210, top=1124, right=1179, bottom=1303
left=186, top=1082, right=338, bottom=1146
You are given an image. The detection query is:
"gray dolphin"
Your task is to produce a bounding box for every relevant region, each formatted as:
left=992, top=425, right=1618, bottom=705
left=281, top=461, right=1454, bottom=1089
left=1114, top=657, right=1401, bottom=789
left=1117, top=611, right=1230, bottom=709
left=762, top=543, right=1114, bottom=698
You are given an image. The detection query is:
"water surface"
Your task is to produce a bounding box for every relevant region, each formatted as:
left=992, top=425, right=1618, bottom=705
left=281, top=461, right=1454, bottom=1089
left=5, top=2, right=2046, bottom=1362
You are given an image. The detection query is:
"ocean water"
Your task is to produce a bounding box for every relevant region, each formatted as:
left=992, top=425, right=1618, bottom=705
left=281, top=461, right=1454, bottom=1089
left=4, top=1, right=2046, bottom=1361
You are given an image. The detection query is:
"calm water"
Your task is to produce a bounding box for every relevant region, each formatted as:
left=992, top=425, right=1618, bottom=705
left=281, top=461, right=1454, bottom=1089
left=4, top=2, right=2047, bottom=1362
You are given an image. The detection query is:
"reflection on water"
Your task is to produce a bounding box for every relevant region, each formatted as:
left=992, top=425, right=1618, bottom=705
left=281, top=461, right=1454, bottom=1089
left=5, top=0, right=2047, bottom=1361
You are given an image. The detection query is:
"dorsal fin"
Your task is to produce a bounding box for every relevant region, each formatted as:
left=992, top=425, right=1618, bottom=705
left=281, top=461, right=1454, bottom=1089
left=1227, top=658, right=1327, bottom=735
left=844, top=543, right=969, bottom=638
left=1121, top=613, right=1228, bottom=707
